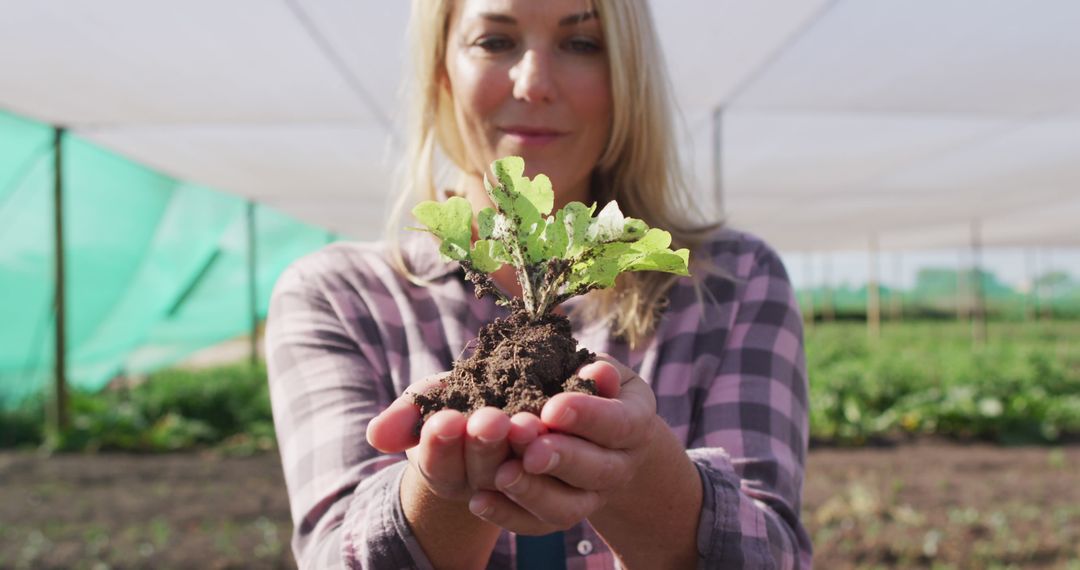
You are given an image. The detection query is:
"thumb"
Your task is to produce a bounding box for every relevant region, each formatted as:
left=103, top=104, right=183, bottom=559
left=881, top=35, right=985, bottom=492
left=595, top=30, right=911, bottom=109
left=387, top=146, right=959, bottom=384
left=366, top=372, right=447, bottom=452
left=576, top=360, right=622, bottom=398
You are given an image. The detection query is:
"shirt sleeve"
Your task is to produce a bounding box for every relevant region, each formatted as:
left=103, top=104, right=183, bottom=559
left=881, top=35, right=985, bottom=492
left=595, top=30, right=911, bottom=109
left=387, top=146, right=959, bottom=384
left=265, top=258, right=433, bottom=570
left=688, top=240, right=813, bottom=569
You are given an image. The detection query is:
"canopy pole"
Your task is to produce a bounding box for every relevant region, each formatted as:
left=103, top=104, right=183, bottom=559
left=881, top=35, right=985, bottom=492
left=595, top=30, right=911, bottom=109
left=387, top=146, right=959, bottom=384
left=1044, top=248, right=1055, bottom=321
left=711, top=106, right=724, bottom=216
left=970, top=219, right=987, bottom=345
left=247, top=201, right=259, bottom=367
left=52, top=127, right=69, bottom=434
left=822, top=254, right=835, bottom=322
left=956, top=249, right=968, bottom=323
left=803, top=253, right=816, bottom=329
left=1024, top=248, right=1036, bottom=322
left=867, top=234, right=881, bottom=339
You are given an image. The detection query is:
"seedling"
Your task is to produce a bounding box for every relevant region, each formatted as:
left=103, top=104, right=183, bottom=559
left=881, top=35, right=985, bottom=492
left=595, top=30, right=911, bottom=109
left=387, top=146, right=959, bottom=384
left=410, top=156, right=690, bottom=416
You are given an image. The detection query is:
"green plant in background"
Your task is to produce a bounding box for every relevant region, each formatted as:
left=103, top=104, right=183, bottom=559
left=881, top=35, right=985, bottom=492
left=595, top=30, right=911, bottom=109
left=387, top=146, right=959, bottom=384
left=806, top=321, right=1080, bottom=445
left=2, top=322, right=1078, bottom=451
left=1, top=362, right=274, bottom=453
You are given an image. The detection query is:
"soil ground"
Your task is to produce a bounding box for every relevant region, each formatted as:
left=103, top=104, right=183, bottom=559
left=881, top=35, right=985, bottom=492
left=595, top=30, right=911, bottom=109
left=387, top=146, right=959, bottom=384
left=1, top=441, right=1077, bottom=569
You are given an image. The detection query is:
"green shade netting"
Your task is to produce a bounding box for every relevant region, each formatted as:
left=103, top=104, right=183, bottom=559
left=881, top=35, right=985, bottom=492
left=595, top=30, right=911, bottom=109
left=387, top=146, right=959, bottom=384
left=0, top=110, right=333, bottom=407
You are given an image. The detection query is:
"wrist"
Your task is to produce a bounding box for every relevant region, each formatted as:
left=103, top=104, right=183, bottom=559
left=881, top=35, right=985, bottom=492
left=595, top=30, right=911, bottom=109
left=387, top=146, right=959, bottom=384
left=401, top=463, right=502, bottom=567
left=597, top=414, right=670, bottom=516
left=401, top=462, right=477, bottom=522
left=588, top=416, right=702, bottom=568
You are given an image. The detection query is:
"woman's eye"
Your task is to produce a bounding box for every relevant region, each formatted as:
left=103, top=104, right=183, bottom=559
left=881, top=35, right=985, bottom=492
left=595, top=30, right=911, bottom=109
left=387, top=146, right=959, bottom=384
left=566, top=37, right=603, bottom=54
left=474, top=36, right=515, bottom=52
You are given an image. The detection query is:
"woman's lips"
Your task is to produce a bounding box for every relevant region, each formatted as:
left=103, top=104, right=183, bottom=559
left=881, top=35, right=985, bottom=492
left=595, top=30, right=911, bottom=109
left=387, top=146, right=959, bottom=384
left=499, top=127, right=566, bottom=147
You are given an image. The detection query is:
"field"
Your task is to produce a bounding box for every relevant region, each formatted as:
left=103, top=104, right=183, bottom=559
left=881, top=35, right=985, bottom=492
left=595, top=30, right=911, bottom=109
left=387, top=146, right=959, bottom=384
left=0, top=320, right=1078, bottom=568
left=2, top=443, right=1077, bottom=569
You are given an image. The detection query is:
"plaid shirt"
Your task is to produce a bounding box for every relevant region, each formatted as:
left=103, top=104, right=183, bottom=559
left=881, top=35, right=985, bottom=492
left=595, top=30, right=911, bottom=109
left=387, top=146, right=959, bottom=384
left=266, top=228, right=812, bottom=569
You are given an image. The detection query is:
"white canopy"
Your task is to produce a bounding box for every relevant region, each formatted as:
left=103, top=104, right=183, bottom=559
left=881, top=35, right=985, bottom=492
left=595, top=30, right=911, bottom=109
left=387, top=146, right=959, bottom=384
left=3, top=0, right=1078, bottom=251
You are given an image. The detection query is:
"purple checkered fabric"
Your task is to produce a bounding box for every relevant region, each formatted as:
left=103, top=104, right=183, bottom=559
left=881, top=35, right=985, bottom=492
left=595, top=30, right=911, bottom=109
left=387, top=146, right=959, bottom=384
left=266, top=228, right=812, bottom=569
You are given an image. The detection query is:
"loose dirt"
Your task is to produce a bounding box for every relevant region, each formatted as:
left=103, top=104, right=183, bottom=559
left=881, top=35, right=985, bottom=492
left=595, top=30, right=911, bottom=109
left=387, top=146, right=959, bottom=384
left=1, top=442, right=1077, bottom=568
left=413, top=306, right=596, bottom=419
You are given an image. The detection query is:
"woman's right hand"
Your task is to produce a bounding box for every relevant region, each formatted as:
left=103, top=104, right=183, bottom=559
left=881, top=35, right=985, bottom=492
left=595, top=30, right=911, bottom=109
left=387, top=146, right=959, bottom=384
left=366, top=373, right=545, bottom=503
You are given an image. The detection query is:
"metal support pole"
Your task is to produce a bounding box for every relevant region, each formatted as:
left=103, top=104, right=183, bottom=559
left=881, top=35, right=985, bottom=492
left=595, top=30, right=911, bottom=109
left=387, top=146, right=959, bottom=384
left=891, top=252, right=904, bottom=322
left=803, top=253, right=816, bottom=328
left=971, top=220, right=987, bottom=345
left=1024, top=248, right=1036, bottom=322
left=823, top=254, right=835, bottom=322
left=956, top=249, right=968, bottom=322
left=247, top=201, right=259, bottom=367
left=868, top=234, right=881, bottom=339
left=1044, top=248, right=1055, bottom=321
left=52, top=127, right=68, bottom=433
left=711, top=106, right=724, bottom=216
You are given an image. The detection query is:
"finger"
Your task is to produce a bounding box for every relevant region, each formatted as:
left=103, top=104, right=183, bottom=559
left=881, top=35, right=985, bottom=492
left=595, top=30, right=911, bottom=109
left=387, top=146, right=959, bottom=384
left=367, top=397, right=422, bottom=452
left=576, top=360, right=622, bottom=398
left=491, top=460, right=603, bottom=530
left=409, top=409, right=468, bottom=498
left=465, top=407, right=511, bottom=490
left=520, top=433, right=635, bottom=491
left=540, top=376, right=656, bottom=449
left=467, top=490, right=561, bottom=536
left=367, top=374, right=448, bottom=453
left=508, top=412, right=544, bottom=457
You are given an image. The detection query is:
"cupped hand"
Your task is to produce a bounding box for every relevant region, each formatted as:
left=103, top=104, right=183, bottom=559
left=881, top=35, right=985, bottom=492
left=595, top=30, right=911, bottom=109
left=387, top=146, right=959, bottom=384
left=468, top=354, right=659, bottom=534
left=366, top=373, right=546, bottom=503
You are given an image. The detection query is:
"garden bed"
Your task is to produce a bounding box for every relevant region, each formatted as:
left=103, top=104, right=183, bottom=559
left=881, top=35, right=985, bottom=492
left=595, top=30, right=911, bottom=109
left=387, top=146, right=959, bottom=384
left=1, top=441, right=1077, bottom=568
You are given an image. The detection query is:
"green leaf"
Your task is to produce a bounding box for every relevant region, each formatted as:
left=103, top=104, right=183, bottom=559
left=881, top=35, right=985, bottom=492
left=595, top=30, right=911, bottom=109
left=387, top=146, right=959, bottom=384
left=623, top=218, right=648, bottom=240
left=412, top=196, right=472, bottom=261
left=560, top=201, right=596, bottom=258
left=487, top=159, right=541, bottom=235
left=523, top=217, right=549, bottom=264
left=470, top=239, right=507, bottom=273
left=490, top=157, right=554, bottom=216
left=565, top=228, right=690, bottom=291
left=622, top=249, right=690, bottom=274
left=618, top=229, right=690, bottom=276
left=568, top=242, right=633, bottom=290
left=541, top=215, right=569, bottom=259
left=412, top=156, right=693, bottom=316
left=522, top=173, right=554, bottom=216
left=477, top=208, right=497, bottom=240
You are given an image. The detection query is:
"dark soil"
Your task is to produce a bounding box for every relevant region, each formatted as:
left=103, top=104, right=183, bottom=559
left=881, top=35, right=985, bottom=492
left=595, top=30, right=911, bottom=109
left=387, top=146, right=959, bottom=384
left=1, top=442, right=1078, bottom=568
left=413, top=306, right=596, bottom=419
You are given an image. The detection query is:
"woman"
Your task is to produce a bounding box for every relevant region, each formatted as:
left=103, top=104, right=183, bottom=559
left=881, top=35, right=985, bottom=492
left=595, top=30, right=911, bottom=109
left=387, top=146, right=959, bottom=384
left=266, top=0, right=812, bottom=568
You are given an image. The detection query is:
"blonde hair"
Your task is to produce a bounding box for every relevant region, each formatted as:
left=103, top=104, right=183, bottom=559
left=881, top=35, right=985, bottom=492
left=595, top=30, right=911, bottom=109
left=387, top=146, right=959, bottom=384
left=387, top=0, right=721, bottom=348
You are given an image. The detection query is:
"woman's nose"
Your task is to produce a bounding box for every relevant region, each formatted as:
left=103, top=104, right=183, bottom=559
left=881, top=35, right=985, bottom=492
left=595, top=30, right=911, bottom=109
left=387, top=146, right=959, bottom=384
left=510, top=49, right=555, bottom=103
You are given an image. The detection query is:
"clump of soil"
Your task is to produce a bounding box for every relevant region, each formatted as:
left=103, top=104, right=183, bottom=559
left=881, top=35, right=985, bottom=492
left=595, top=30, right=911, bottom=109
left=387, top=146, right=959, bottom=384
left=413, top=300, right=597, bottom=419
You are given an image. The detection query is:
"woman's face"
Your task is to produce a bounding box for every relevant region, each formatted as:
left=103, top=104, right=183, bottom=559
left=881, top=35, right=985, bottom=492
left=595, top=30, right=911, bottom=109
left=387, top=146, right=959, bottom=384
left=443, top=0, right=612, bottom=208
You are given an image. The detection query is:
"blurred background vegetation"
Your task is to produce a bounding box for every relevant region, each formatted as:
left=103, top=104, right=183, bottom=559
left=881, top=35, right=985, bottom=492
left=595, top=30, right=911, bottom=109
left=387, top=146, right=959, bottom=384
left=2, top=319, right=1077, bottom=453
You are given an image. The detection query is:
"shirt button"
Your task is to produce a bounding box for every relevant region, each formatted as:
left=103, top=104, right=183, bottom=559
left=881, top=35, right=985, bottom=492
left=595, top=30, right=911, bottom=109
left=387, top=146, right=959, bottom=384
left=576, top=540, right=594, bottom=556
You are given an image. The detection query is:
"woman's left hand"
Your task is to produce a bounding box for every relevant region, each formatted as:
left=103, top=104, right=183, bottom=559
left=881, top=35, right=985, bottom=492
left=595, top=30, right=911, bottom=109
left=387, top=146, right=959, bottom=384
left=468, top=354, right=659, bottom=535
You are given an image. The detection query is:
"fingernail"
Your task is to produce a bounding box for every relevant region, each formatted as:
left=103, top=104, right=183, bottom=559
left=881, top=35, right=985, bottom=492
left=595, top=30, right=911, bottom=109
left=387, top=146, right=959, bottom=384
left=542, top=452, right=560, bottom=473
left=557, top=407, right=576, bottom=426
left=503, top=470, right=526, bottom=494
left=435, top=432, right=460, bottom=443
left=469, top=498, right=492, bottom=517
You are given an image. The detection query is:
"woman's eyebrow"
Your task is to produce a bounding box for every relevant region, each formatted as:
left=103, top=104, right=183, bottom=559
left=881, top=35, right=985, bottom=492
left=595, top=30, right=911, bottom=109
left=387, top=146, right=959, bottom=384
left=477, top=12, right=516, bottom=24
left=474, top=11, right=598, bottom=26
left=559, top=11, right=598, bottom=26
